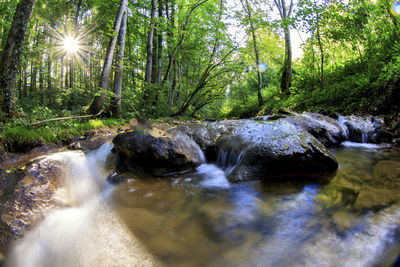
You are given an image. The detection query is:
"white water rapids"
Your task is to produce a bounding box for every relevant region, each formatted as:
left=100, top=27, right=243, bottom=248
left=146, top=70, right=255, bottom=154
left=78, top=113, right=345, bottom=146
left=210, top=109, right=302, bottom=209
left=5, top=143, right=159, bottom=267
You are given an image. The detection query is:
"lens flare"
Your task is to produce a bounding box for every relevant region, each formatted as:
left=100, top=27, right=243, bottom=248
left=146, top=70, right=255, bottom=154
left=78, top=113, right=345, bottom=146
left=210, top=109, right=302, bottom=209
left=391, top=1, right=400, bottom=16
left=63, top=36, right=79, bottom=54
left=258, top=63, right=268, bottom=72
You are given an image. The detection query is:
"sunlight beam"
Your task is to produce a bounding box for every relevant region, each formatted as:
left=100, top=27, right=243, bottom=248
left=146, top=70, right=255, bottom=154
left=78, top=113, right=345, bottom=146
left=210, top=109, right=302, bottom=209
left=63, top=36, right=79, bottom=54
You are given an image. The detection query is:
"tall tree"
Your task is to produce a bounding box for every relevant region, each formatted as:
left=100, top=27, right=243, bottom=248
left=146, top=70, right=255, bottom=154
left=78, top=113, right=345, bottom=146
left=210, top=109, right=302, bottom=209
left=273, top=0, right=293, bottom=95
left=145, top=0, right=157, bottom=83
left=157, top=0, right=164, bottom=84
left=0, top=0, right=36, bottom=121
left=88, top=0, right=127, bottom=115
left=240, top=0, right=263, bottom=106
left=111, top=10, right=127, bottom=117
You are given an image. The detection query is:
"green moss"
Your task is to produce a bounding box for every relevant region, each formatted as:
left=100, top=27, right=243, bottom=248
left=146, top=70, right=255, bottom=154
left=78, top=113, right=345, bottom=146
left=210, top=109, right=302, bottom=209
left=0, top=118, right=124, bottom=152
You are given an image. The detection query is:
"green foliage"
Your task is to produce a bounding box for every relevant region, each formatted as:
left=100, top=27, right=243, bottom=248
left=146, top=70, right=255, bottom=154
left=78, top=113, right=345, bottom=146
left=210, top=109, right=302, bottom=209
left=0, top=118, right=124, bottom=152
left=2, top=0, right=400, bottom=132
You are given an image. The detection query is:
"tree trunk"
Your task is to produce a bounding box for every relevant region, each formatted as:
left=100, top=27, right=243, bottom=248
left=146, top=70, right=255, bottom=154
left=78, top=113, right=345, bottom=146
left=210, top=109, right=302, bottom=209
left=111, top=11, right=127, bottom=117
left=69, top=58, right=73, bottom=88
left=65, top=62, right=69, bottom=89
left=145, top=0, right=157, bottom=83
left=273, top=0, right=293, bottom=95
left=31, top=63, right=37, bottom=91
left=39, top=55, right=44, bottom=90
left=242, top=0, right=263, bottom=106
left=151, top=22, right=158, bottom=83
left=23, top=66, right=28, bottom=97
left=60, top=56, right=64, bottom=89
left=0, top=0, right=36, bottom=121
left=88, top=0, right=127, bottom=115
left=280, top=26, right=292, bottom=94
left=157, top=0, right=163, bottom=84
left=315, top=9, right=323, bottom=89
left=47, top=49, right=52, bottom=92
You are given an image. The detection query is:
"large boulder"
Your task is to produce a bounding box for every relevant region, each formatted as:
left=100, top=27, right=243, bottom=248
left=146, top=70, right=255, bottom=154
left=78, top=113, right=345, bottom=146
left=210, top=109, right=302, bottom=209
left=284, top=113, right=347, bottom=147
left=177, top=121, right=238, bottom=150
left=113, top=127, right=204, bottom=176
left=215, top=120, right=338, bottom=182
left=0, top=157, right=62, bottom=252
left=338, top=115, right=386, bottom=143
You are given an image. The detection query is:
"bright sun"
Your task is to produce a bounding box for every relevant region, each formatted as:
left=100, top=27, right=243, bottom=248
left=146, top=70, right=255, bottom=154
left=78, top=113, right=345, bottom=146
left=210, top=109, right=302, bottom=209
left=63, top=36, right=79, bottom=54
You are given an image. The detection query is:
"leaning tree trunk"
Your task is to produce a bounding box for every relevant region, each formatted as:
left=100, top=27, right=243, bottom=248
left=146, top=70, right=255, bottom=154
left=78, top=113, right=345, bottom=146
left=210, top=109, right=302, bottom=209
left=0, top=0, right=36, bottom=121
left=88, top=0, right=127, bottom=115
left=111, top=11, right=127, bottom=117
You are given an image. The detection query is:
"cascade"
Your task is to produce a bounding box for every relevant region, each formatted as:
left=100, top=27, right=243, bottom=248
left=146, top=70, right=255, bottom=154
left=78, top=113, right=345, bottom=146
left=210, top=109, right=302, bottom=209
left=195, top=148, right=245, bottom=189
left=216, top=149, right=245, bottom=176
left=6, top=143, right=158, bottom=267
left=337, top=116, right=350, bottom=139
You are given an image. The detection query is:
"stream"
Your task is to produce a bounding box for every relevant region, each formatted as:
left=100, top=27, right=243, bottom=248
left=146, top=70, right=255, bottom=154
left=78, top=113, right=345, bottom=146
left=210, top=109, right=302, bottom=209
left=5, top=141, right=400, bottom=266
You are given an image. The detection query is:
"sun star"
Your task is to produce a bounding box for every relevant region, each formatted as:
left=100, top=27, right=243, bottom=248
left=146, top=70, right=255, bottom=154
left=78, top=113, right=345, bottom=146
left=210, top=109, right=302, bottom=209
left=63, top=36, right=79, bottom=54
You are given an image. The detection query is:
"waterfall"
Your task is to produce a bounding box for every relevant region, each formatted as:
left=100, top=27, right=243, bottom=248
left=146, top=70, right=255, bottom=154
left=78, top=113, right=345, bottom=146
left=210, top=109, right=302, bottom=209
left=216, top=149, right=245, bottom=176
left=338, top=115, right=379, bottom=144
left=197, top=147, right=206, bottom=164
left=196, top=148, right=245, bottom=189
left=337, top=116, right=350, bottom=140
left=6, top=143, right=159, bottom=267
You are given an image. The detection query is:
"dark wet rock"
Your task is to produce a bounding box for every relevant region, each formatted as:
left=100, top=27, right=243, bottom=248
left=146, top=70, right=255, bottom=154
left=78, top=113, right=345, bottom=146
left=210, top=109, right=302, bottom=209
left=284, top=113, right=347, bottom=147
left=113, top=127, right=203, bottom=176
left=0, top=157, right=62, bottom=252
left=216, top=120, right=338, bottom=182
left=0, top=144, right=62, bottom=170
left=339, top=116, right=386, bottom=143
left=68, top=128, right=121, bottom=151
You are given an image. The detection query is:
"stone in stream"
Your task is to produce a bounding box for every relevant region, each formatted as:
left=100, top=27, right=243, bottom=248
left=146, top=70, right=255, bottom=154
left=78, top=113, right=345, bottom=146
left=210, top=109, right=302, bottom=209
left=215, top=120, right=338, bottom=182
left=338, top=115, right=387, bottom=143
left=284, top=112, right=347, bottom=147
left=354, top=160, right=400, bottom=209
left=0, top=157, right=62, bottom=252
left=112, top=126, right=204, bottom=176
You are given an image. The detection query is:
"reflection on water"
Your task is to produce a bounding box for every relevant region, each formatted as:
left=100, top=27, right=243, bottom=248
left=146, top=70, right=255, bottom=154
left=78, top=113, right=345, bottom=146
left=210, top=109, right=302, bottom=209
left=113, top=145, right=400, bottom=266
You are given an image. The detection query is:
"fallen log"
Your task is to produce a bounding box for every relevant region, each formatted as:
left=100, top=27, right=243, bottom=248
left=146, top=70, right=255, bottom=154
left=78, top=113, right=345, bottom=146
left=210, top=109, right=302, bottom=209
left=28, top=111, right=102, bottom=126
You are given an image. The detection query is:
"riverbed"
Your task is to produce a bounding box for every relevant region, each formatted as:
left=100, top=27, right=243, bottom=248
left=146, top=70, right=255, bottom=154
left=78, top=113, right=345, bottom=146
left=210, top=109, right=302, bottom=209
left=5, top=142, right=400, bottom=266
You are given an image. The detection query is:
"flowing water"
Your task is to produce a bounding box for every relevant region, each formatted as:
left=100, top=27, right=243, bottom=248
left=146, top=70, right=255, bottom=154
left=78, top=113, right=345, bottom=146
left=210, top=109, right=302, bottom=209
left=5, top=143, right=159, bottom=267
left=5, top=142, right=400, bottom=267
